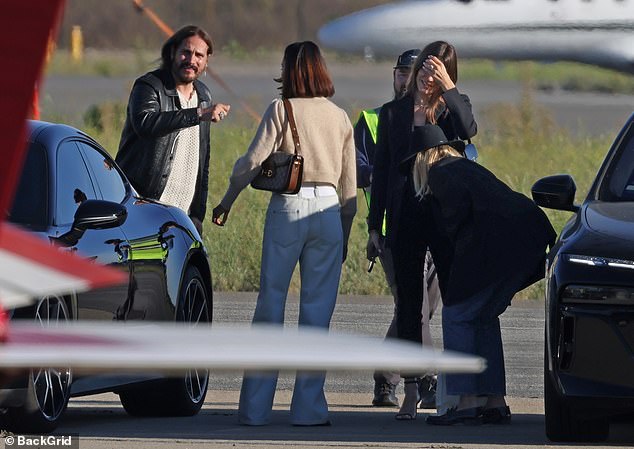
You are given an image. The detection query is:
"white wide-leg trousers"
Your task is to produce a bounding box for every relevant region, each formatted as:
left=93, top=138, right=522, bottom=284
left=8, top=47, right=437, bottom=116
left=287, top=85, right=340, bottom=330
left=239, top=188, right=343, bottom=425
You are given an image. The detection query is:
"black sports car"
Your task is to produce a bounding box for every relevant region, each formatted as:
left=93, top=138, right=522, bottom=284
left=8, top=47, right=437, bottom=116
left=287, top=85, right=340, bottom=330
left=2, top=121, right=213, bottom=433
left=532, top=112, right=634, bottom=442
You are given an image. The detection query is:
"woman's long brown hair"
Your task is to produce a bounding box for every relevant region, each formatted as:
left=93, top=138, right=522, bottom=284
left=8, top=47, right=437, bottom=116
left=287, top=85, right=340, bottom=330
left=404, top=41, right=458, bottom=124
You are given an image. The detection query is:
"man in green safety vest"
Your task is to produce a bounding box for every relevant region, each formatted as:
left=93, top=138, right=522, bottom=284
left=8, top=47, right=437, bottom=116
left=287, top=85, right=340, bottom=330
left=355, top=49, right=440, bottom=409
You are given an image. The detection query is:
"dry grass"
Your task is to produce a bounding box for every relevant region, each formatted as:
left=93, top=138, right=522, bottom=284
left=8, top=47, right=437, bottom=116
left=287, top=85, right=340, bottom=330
left=47, top=88, right=614, bottom=298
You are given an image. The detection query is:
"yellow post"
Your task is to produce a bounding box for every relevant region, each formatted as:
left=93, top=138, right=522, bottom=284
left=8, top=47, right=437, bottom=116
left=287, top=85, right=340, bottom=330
left=45, top=29, right=56, bottom=64
left=71, top=25, right=83, bottom=63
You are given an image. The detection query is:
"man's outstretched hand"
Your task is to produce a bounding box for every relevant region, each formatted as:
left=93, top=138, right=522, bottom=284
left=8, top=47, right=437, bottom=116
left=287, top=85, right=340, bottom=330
left=211, top=204, right=230, bottom=226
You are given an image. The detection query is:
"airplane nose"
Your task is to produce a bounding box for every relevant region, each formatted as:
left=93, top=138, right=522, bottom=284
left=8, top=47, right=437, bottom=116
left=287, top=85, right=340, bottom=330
left=318, top=10, right=378, bottom=53
left=318, top=5, right=407, bottom=56
left=317, top=19, right=350, bottom=51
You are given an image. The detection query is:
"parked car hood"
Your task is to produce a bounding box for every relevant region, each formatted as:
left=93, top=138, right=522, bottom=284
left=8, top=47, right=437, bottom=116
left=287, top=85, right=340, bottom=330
left=557, top=202, right=634, bottom=264
left=585, top=202, right=634, bottom=241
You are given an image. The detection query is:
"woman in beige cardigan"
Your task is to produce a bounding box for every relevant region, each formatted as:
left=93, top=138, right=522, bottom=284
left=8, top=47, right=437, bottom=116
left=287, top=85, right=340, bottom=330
left=211, top=41, right=356, bottom=426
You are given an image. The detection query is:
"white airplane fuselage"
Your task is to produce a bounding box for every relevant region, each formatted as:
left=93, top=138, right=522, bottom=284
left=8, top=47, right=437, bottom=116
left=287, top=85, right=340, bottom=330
left=318, top=0, right=634, bottom=73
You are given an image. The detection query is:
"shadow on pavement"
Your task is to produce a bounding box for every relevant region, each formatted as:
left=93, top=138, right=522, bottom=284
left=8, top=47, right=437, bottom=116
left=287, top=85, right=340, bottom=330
left=59, top=403, right=633, bottom=447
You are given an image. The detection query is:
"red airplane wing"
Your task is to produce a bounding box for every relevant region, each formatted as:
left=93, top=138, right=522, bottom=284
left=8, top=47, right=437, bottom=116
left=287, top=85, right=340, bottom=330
left=0, top=1, right=125, bottom=313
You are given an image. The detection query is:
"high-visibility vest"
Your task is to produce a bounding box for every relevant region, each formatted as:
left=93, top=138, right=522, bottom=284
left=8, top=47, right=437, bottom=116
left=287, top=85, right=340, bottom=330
left=360, top=108, right=380, bottom=145
left=357, top=108, right=387, bottom=235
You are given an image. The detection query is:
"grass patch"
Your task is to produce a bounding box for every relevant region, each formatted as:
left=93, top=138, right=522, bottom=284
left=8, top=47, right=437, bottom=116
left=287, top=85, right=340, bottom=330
left=459, top=59, right=634, bottom=94
left=475, top=87, right=609, bottom=299
left=42, top=90, right=614, bottom=299
left=45, top=49, right=157, bottom=77
left=205, top=91, right=610, bottom=298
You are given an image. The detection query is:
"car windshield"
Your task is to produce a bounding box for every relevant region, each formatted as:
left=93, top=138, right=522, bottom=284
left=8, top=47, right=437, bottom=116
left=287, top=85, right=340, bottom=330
left=599, top=119, right=634, bottom=202
left=9, top=142, right=49, bottom=230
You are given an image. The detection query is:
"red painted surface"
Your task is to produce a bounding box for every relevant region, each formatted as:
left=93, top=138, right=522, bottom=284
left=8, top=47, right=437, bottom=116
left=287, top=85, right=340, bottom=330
left=0, top=222, right=126, bottom=289
left=0, top=1, right=65, bottom=216
left=0, top=0, right=125, bottom=307
left=0, top=308, right=7, bottom=343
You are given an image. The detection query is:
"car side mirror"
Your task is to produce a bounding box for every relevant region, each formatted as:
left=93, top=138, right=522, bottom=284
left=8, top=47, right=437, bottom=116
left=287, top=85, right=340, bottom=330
left=73, top=199, right=127, bottom=231
left=51, top=200, right=127, bottom=248
left=464, top=142, right=478, bottom=161
left=531, top=174, right=579, bottom=212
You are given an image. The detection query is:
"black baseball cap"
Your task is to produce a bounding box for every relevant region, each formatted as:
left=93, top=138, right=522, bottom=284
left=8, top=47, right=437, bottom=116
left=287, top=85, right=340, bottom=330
left=394, top=49, right=421, bottom=69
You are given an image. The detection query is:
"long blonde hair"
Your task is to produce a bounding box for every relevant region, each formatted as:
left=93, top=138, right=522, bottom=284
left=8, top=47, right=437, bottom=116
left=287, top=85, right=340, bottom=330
left=412, top=145, right=462, bottom=198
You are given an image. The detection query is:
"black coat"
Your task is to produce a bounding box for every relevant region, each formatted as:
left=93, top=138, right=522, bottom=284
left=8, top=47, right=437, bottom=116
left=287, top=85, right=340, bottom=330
left=425, top=157, right=557, bottom=306
left=368, top=88, right=477, bottom=248
left=116, top=69, right=212, bottom=222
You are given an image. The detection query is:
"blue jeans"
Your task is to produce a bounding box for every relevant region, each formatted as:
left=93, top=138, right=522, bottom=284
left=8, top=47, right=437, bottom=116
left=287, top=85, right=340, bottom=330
left=238, top=188, right=343, bottom=425
left=442, top=278, right=522, bottom=397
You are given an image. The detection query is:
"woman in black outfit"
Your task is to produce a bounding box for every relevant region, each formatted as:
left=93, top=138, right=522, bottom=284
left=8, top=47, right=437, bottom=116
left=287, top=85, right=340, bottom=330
left=402, top=125, right=555, bottom=425
left=367, top=41, right=477, bottom=420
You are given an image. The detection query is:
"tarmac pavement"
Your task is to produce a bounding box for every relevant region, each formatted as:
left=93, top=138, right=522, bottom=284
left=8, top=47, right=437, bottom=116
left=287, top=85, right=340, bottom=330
left=59, top=391, right=548, bottom=449
left=41, top=58, right=634, bottom=138
left=42, top=293, right=634, bottom=448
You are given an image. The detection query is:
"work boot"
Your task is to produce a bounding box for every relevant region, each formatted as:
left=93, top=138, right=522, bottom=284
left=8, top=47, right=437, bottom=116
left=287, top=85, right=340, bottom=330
left=372, top=382, right=399, bottom=407
left=418, top=374, right=437, bottom=409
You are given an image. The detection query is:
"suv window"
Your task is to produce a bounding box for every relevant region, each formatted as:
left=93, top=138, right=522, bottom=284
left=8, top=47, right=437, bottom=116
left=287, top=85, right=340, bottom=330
left=77, top=142, right=127, bottom=203
left=9, top=143, right=49, bottom=229
left=56, top=141, right=97, bottom=226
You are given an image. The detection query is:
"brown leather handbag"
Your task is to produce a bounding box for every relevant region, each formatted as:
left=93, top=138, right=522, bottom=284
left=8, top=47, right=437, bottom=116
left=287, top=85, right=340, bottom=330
left=250, top=98, right=304, bottom=194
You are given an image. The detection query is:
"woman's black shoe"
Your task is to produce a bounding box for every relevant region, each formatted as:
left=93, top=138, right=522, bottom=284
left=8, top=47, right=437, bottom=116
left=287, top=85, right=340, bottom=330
left=483, top=406, right=511, bottom=424
left=418, top=375, right=437, bottom=409
left=425, top=407, right=484, bottom=426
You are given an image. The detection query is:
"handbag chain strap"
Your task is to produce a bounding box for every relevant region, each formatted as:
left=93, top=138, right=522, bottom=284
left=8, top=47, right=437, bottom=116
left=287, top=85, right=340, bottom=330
left=282, top=98, right=301, bottom=156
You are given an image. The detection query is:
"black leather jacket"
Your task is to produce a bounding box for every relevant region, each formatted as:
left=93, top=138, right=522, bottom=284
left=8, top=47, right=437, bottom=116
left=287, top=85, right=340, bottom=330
left=116, top=68, right=212, bottom=222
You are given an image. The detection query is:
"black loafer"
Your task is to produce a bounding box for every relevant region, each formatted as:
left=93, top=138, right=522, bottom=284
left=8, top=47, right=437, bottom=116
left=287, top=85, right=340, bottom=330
left=483, top=406, right=511, bottom=424
left=426, top=407, right=484, bottom=426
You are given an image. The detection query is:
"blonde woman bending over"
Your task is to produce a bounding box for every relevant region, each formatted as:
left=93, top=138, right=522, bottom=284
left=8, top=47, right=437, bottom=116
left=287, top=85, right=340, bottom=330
left=401, top=124, right=555, bottom=426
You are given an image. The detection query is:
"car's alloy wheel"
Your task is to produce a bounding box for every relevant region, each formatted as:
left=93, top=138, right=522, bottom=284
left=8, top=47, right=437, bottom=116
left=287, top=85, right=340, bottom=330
left=5, top=295, right=72, bottom=433
left=119, top=265, right=211, bottom=416
left=178, top=271, right=210, bottom=405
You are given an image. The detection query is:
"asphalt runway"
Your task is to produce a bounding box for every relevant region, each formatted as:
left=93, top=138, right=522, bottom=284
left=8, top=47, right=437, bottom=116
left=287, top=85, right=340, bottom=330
left=41, top=59, right=634, bottom=138
left=50, top=293, right=634, bottom=448
left=209, top=293, right=542, bottom=400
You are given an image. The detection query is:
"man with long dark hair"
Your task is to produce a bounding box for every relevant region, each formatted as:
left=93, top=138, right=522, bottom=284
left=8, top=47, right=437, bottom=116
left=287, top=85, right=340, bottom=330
left=117, top=25, right=230, bottom=233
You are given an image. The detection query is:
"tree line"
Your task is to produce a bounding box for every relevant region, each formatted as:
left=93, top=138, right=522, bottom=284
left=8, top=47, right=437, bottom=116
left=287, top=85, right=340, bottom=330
left=58, top=0, right=390, bottom=50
